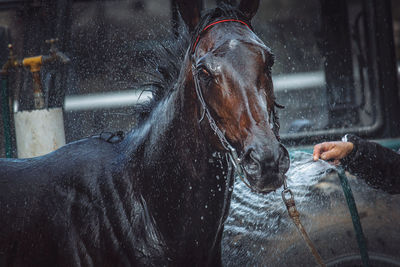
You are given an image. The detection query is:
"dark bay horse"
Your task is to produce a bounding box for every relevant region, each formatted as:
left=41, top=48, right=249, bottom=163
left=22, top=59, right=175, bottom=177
left=0, top=1, right=289, bottom=266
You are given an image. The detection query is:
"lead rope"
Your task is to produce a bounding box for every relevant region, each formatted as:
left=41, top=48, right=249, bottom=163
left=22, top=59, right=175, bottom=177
left=282, top=180, right=326, bottom=267
left=223, top=115, right=326, bottom=266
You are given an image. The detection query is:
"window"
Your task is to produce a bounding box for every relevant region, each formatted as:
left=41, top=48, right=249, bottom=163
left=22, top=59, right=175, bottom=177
left=250, top=0, right=389, bottom=145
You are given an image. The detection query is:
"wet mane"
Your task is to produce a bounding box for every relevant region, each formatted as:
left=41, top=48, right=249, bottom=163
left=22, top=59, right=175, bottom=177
left=136, top=4, right=250, bottom=123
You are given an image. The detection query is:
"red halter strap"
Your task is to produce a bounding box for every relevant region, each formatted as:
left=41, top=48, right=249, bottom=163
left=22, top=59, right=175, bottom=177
left=191, top=19, right=251, bottom=54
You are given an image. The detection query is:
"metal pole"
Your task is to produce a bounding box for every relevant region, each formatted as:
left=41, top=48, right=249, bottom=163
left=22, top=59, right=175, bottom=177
left=1, top=73, right=12, bottom=158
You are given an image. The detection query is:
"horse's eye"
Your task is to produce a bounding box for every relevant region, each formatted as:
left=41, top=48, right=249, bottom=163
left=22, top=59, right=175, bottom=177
left=198, top=66, right=211, bottom=78
left=201, top=67, right=210, bottom=76
left=197, top=66, right=213, bottom=84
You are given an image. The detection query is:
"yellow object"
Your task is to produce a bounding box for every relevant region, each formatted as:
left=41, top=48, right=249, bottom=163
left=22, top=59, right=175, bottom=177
left=22, top=56, right=43, bottom=72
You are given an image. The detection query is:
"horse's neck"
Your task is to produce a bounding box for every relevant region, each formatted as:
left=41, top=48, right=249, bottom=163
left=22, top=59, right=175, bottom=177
left=142, top=83, right=217, bottom=180
left=126, top=64, right=215, bottom=172
left=124, top=78, right=233, bottom=256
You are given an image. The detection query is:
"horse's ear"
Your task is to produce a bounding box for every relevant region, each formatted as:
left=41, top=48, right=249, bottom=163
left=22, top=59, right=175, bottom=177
left=175, top=0, right=202, bottom=33
left=238, top=0, right=260, bottom=20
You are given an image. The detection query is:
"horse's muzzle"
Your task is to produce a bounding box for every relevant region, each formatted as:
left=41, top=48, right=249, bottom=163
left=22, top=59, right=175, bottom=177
left=242, top=144, right=290, bottom=192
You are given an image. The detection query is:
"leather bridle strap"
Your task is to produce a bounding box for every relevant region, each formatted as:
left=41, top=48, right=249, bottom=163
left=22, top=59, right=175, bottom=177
left=190, top=18, right=262, bottom=192
left=191, top=64, right=253, bottom=191
left=191, top=17, right=327, bottom=267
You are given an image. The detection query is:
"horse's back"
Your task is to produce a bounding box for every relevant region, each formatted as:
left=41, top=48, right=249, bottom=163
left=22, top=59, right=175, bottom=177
left=0, top=136, right=123, bottom=267
left=0, top=136, right=120, bottom=200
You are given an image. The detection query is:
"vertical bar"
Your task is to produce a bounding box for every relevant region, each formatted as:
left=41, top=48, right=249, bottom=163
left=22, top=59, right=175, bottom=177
left=319, top=0, right=357, bottom=128
left=1, top=74, right=12, bottom=158
left=372, top=0, right=400, bottom=137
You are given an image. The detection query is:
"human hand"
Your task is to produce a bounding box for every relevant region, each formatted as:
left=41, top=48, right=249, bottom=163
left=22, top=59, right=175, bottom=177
left=313, top=141, right=354, bottom=164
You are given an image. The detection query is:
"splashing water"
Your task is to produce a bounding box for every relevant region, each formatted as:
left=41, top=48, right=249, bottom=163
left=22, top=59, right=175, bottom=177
left=222, top=152, right=400, bottom=267
left=224, top=152, right=335, bottom=240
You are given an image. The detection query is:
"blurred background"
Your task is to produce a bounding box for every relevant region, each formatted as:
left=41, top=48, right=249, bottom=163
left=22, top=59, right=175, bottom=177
left=0, top=0, right=399, bottom=157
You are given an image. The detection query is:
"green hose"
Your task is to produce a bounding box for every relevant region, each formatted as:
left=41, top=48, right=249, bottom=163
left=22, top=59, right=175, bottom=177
left=337, top=167, right=370, bottom=267
left=1, top=74, right=12, bottom=158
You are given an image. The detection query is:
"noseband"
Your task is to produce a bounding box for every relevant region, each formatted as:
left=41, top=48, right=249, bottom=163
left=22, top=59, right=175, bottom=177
left=191, top=19, right=268, bottom=192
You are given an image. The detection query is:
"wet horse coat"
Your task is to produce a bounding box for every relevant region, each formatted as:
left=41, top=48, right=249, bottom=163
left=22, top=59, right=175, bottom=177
left=0, top=1, right=289, bottom=266
left=0, top=101, right=233, bottom=266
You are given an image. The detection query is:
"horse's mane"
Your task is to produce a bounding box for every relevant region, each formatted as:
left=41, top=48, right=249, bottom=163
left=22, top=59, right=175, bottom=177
left=135, top=4, right=251, bottom=123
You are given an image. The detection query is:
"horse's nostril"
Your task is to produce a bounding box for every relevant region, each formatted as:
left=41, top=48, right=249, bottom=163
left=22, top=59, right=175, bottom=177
left=243, top=150, right=261, bottom=176
left=245, top=160, right=259, bottom=173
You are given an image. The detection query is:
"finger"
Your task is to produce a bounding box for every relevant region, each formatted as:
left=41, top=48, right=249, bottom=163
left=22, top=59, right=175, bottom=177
left=313, top=144, right=322, bottom=161
left=320, top=149, right=339, bottom=160
left=313, top=143, right=330, bottom=161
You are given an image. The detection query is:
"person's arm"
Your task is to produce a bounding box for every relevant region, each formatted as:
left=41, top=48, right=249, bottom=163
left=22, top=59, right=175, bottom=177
left=313, top=134, right=400, bottom=194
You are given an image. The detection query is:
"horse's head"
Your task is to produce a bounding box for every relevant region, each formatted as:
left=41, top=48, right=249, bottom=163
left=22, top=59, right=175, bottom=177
left=178, top=0, right=290, bottom=193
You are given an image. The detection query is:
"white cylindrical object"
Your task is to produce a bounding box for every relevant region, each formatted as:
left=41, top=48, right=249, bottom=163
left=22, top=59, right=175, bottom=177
left=14, top=108, right=66, bottom=158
